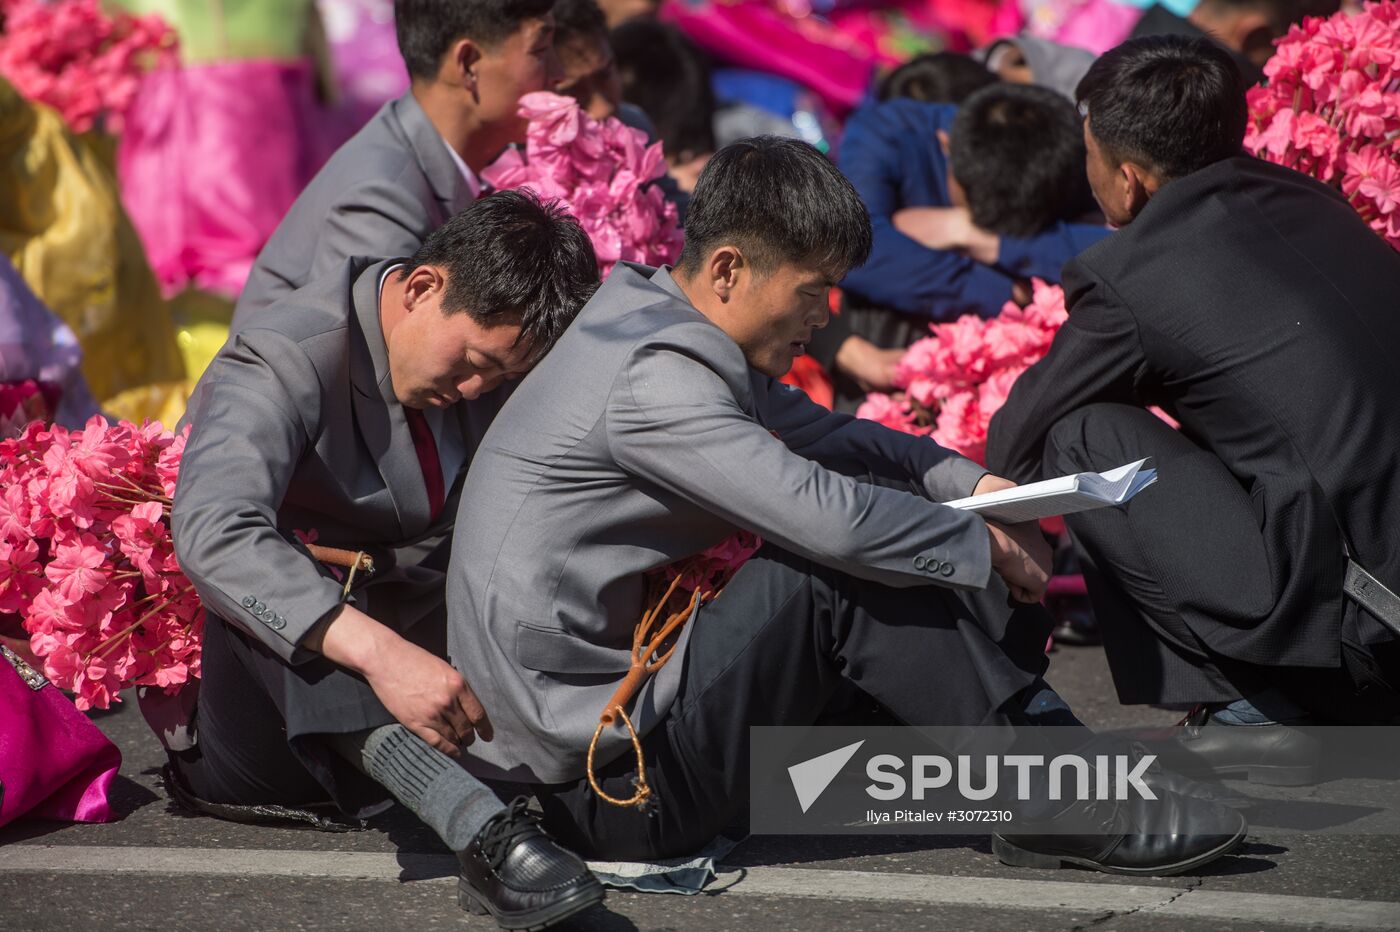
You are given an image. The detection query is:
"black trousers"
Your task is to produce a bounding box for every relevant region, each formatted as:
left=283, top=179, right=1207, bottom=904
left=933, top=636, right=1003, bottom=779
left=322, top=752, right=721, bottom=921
left=1043, top=403, right=1400, bottom=716
left=172, top=608, right=446, bottom=815
left=529, top=545, right=1055, bottom=861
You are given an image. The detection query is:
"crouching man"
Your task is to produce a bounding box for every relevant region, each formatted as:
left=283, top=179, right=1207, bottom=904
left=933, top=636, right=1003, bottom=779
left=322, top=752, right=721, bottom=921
left=447, top=139, right=1245, bottom=874
left=170, top=192, right=605, bottom=930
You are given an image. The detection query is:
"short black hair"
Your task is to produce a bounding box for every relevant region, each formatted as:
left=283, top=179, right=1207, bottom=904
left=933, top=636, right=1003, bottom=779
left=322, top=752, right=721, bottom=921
left=611, top=19, right=715, bottom=160
left=677, top=136, right=871, bottom=279
left=948, top=83, right=1093, bottom=237
left=878, top=52, right=999, bottom=104
left=407, top=190, right=599, bottom=359
left=552, top=0, right=607, bottom=47
left=395, top=0, right=555, bottom=81
left=1076, top=36, right=1246, bottom=182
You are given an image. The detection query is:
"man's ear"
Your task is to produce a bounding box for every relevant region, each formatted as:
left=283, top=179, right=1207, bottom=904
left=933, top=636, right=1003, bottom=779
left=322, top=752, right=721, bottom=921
left=936, top=129, right=951, bottom=157
left=445, top=38, right=483, bottom=92
left=1122, top=162, right=1160, bottom=217
left=403, top=265, right=447, bottom=310
left=708, top=246, right=744, bottom=302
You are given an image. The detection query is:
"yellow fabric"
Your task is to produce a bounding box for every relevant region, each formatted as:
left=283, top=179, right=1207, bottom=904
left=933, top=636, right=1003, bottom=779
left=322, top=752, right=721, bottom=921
left=0, top=78, right=190, bottom=426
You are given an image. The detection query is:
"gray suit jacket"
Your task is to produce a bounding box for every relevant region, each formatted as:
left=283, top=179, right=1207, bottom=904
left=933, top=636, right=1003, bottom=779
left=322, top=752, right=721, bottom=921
left=175, top=258, right=503, bottom=663
left=233, top=93, right=474, bottom=329
left=448, top=265, right=993, bottom=783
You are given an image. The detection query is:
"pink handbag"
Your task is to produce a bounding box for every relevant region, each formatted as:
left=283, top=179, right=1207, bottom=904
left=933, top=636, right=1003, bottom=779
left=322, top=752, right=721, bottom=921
left=0, top=644, right=122, bottom=828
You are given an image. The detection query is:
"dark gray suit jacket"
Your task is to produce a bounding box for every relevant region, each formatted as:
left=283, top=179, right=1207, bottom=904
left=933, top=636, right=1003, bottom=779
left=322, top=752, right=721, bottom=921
left=232, top=93, right=474, bottom=329
left=175, top=258, right=503, bottom=663
left=988, top=156, right=1400, bottom=667
left=448, top=265, right=993, bottom=783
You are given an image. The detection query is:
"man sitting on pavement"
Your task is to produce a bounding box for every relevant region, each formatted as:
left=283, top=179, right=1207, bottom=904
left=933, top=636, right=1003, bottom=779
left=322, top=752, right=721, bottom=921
left=447, top=136, right=1245, bottom=875
left=171, top=193, right=605, bottom=930
left=988, top=37, right=1400, bottom=781
left=233, top=0, right=563, bottom=327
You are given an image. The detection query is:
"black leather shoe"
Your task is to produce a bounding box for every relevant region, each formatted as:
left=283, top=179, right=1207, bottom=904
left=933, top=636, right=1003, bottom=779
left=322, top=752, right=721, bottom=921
left=1170, top=707, right=1321, bottom=786
left=457, top=797, right=605, bottom=930
left=992, top=787, right=1247, bottom=876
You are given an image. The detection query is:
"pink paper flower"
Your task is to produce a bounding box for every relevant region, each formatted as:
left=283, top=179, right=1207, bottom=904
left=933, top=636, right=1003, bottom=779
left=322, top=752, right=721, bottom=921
left=859, top=280, right=1072, bottom=465
left=483, top=92, right=683, bottom=276
left=3, top=417, right=202, bottom=709
left=1246, top=1, right=1400, bottom=251
left=0, top=0, right=177, bottom=134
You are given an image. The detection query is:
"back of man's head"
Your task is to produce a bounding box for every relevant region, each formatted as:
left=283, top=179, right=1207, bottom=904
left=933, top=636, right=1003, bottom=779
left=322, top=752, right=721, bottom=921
left=949, top=83, right=1093, bottom=237
left=409, top=190, right=599, bottom=359
left=396, top=0, right=555, bottom=81
left=1076, top=36, right=1246, bottom=184
left=878, top=52, right=999, bottom=105
left=553, top=0, right=608, bottom=45
left=677, top=136, right=871, bottom=279
left=611, top=18, right=716, bottom=161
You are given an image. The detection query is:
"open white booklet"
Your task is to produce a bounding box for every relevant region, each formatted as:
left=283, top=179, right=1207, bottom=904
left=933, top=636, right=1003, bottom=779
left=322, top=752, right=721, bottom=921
left=944, top=459, right=1157, bottom=524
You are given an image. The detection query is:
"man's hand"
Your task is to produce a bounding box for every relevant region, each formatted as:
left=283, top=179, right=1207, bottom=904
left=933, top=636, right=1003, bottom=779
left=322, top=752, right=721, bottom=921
left=971, top=474, right=1052, bottom=603
left=835, top=335, right=904, bottom=392
left=893, top=207, right=1002, bottom=265
left=309, top=605, right=492, bottom=757
left=987, top=519, right=1052, bottom=603
left=893, top=206, right=973, bottom=251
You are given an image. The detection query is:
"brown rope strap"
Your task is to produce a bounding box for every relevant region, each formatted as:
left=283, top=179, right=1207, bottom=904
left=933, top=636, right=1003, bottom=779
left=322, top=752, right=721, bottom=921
left=586, top=562, right=738, bottom=810
left=306, top=545, right=376, bottom=599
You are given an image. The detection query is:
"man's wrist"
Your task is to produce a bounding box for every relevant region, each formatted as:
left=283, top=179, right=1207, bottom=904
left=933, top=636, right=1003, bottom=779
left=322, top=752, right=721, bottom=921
left=307, top=604, right=390, bottom=677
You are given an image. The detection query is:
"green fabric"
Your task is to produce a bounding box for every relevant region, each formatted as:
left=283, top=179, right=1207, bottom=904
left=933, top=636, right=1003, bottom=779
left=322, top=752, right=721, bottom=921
left=106, top=0, right=312, bottom=64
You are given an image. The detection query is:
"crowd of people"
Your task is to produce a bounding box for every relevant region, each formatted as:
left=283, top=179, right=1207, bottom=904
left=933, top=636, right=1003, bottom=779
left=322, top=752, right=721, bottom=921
left=2, top=0, right=1399, bottom=928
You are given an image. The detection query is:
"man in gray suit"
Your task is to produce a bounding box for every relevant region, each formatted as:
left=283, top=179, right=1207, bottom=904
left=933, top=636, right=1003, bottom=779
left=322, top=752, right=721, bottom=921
left=171, top=193, right=606, bottom=929
left=449, top=139, right=1245, bottom=875
left=232, top=0, right=561, bottom=328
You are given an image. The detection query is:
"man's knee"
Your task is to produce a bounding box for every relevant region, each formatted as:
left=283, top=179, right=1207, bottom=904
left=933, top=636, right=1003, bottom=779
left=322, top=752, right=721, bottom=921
left=1043, top=404, right=1172, bottom=477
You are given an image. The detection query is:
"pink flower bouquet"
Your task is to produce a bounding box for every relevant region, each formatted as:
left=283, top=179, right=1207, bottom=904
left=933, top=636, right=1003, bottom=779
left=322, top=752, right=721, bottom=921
left=1244, top=1, right=1400, bottom=249
left=0, top=0, right=177, bottom=134
left=483, top=92, right=684, bottom=275
left=0, top=416, right=200, bottom=710
left=857, top=279, right=1068, bottom=464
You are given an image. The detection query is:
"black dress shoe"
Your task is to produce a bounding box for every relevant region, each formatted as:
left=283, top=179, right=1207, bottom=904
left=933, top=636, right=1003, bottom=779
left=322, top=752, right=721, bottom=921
left=993, top=787, right=1247, bottom=876
left=458, top=797, right=605, bottom=930
left=1170, top=708, right=1321, bottom=786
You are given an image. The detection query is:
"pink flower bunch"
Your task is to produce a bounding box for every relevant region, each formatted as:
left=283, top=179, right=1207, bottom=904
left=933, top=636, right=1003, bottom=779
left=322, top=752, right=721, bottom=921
left=648, top=530, right=763, bottom=612
left=1244, top=1, right=1400, bottom=249
left=483, top=92, right=683, bottom=275
left=0, top=416, right=200, bottom=710
left=856, top=280, right=1068, bottom=464
left=0, top=0, right=176, bottom=134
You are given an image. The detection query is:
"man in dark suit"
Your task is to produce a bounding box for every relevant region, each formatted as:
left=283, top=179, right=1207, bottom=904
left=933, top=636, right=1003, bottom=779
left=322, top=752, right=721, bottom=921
left=232, top=0, right=562, bottom=327
left=988, top=37, right=1400, bottom=780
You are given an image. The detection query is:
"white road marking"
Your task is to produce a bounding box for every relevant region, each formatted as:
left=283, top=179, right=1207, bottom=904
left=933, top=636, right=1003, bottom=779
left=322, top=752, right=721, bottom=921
left=2, top=845, right=1398, bottom=929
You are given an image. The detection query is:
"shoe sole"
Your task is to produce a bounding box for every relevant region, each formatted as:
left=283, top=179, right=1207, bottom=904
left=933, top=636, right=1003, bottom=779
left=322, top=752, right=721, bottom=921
left=991, top=819, right=1247, bottom=877
left=457, top=878, right=606, bottom=931
left=1210, top=763, right=1319, bottom=786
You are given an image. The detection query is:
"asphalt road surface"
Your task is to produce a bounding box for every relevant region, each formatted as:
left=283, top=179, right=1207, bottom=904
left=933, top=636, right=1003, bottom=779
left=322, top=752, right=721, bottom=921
left=3, top=645, right=1398, bottom=931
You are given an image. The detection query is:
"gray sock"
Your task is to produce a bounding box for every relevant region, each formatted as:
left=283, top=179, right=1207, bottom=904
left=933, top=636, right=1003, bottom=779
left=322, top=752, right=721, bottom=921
left=330, top=724, right=505, bottom=851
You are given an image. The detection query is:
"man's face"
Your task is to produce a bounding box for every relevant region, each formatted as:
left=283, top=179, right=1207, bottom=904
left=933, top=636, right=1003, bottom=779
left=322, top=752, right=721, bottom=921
left=726, top=261, right=834, bottom=378
left=1083, top=119, right=1136, bottom=227
left=556, top=32, right=623, bottom=121
left=472, top=16, right=562, bottom=144
left=385, top=271, right=536, bottom=408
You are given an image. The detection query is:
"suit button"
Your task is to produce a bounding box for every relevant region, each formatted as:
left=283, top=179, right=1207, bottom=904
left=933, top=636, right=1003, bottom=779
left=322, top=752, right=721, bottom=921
left=926, top=558, right=942, bottom=573
left=940, top=563, right=955, bottom=577
left=253, top=601, right=267, bottom=616
left=913, top=556, right=928, bottom=570
left=267, top=614, right=287, bottom=630
left=242, top=596, right=256, bottom=608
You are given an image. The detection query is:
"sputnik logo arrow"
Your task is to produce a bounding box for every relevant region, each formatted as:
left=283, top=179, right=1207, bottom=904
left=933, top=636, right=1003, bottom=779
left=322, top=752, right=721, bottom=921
left=787, top=740, right=866, bottom=813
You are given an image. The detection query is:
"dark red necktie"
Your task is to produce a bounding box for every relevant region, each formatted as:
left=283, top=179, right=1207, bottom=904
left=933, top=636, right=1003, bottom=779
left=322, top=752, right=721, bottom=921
left=403, top=407, right=445, bottom=521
